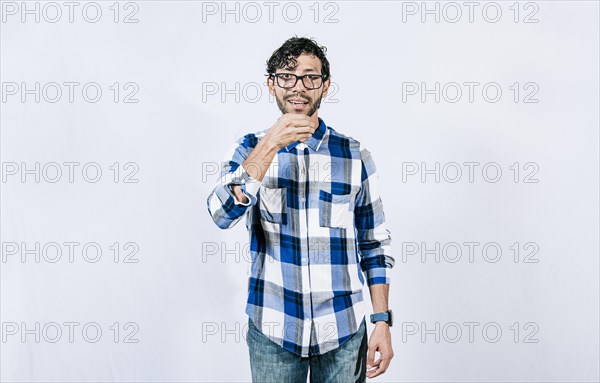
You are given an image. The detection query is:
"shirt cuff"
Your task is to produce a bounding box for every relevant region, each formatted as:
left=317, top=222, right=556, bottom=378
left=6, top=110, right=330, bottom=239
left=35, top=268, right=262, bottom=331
left=229, top=170, right=261, bottom=206
left=364, top=266, right=390, bottom=286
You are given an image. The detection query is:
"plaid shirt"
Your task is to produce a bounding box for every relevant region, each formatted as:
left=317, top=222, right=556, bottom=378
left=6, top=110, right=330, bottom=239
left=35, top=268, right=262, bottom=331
left=207, top=117, right=394, bottom=357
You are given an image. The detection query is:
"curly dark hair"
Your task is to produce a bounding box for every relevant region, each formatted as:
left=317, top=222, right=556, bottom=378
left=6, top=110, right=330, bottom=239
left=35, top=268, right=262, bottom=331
left=266, top=36, right=330, bottom=81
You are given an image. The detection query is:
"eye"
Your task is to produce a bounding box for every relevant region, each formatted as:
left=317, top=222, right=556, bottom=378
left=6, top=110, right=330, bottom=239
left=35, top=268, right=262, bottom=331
left=307, top=75, right=321, bottom=80
left=279, top=74, right=293, bottom=80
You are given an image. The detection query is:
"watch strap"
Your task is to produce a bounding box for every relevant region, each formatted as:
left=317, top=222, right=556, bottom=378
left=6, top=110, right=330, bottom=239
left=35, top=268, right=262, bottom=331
left=370, top=311, right=390, bottom=323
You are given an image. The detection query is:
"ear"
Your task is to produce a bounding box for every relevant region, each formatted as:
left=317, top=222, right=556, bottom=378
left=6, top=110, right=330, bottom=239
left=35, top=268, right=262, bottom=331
left=266, top=75, right=276, bottom=96
left=321, top=77, right=331, bottom=98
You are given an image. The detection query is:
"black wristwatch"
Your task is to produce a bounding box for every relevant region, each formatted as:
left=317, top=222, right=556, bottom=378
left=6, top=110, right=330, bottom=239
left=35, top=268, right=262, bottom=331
left=370, top=309, right=393, bottom=327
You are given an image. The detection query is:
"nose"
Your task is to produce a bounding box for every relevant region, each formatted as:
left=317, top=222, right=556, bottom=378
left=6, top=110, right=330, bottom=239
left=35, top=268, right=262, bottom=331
left=292, top=76, right=307, bottom=93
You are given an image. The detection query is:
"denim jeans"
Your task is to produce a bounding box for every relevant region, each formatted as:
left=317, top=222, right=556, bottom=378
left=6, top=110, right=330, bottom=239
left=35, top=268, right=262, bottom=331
left=246, top=316, right=367, bottom=383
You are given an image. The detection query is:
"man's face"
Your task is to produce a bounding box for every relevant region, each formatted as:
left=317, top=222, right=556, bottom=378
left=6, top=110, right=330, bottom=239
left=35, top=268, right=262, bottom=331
left=267, top=53, right=330, bottom=117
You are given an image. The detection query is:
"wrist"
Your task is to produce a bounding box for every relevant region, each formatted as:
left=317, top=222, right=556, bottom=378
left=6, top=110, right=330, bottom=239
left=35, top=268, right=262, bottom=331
left=260, top=135, right=280, bottom=153
left=370, top=309, right=393, bottom=327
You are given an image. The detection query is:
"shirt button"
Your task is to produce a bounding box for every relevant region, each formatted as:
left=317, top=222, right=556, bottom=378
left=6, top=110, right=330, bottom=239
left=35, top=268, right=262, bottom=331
left=300, top=197, right=305, bottom=203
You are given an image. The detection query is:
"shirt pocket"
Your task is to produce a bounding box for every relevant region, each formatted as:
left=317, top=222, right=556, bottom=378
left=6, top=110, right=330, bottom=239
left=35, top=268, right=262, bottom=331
left=258, top=186, right=287, bottom=225
left=318, top=189, right=353, bottom=229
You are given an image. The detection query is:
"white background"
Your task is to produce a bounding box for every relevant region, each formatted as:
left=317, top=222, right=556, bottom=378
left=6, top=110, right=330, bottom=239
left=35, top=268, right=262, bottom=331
left=1, top=1, right=599, bottom=382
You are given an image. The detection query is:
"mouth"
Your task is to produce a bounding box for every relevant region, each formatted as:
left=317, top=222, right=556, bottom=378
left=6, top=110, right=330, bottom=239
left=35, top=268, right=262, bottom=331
left=287, top=98, right=309, bottom=110
left=287, top=98, right=309, bottom=105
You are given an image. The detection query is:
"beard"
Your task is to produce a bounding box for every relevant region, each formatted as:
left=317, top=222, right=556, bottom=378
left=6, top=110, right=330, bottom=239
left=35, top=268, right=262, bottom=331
left=275, top=92, right=323, bottom=117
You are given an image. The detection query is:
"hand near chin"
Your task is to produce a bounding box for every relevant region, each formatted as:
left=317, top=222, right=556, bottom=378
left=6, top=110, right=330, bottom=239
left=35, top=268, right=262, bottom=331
left=264, top=114, right=317, bottom=149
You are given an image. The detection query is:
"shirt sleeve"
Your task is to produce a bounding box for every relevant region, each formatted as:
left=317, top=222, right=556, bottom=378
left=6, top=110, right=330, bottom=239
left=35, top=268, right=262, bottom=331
left=354, top=147, right=394, bottom=286
left=207, top=136, right=262, bottom=229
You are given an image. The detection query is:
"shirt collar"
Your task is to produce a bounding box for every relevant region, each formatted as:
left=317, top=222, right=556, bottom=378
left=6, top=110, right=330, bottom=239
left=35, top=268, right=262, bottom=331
left=284, top=117, right=327, bottom=152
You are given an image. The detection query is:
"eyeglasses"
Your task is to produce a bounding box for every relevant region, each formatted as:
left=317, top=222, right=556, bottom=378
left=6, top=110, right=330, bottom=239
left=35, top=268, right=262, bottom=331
left=267, top=73, right=325, bottom=90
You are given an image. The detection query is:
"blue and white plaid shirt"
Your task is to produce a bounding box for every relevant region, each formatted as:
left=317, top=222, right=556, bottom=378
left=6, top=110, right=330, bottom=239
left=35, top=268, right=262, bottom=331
left=207, top=117, right=394, bottom=357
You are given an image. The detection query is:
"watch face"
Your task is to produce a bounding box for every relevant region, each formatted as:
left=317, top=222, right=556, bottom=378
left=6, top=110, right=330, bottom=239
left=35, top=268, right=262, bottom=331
left=388, top=310, right=393, bottom=326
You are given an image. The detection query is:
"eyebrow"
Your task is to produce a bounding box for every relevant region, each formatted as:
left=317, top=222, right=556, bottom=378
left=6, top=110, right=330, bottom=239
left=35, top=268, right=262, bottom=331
left=279, top=67, right=320, bottom=73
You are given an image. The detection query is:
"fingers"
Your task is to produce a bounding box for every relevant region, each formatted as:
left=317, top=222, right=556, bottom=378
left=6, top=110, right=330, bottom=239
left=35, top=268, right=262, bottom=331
left=294, top=126, right=317, bottom=134
left=296, top=132, right=312, bottom=142
left=367, top=357, right=385, bottom=378
left=289, top=122, right=317, bottom=131
left=367, top=353, right=394, bottom=378
left=366, top=357, right=382, bottom=371
left=291, top=126, right=317, bottom=145
left=271, top=114, right=318, bottom=148
left=366, top=354, right=381, bottom=373
left=366, top=337, right=394, bottom=379
left=373, top=356, right=391, bottom=377
left=379, top=355, right=391, bottom=374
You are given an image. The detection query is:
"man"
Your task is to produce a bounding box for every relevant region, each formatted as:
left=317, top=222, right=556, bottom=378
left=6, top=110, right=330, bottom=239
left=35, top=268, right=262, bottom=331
left=207, top=36, right=395, bottom=382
